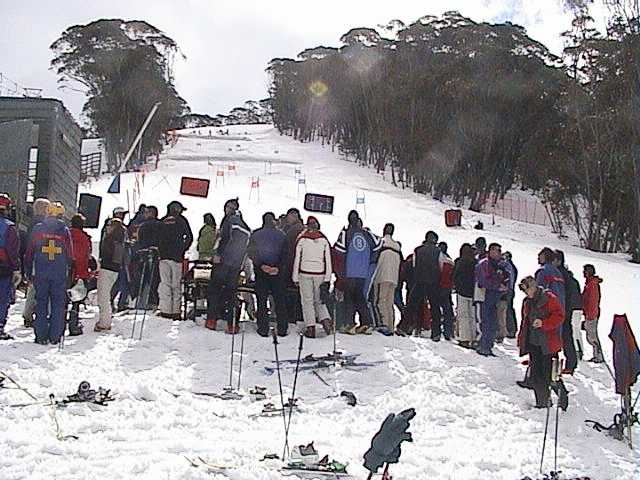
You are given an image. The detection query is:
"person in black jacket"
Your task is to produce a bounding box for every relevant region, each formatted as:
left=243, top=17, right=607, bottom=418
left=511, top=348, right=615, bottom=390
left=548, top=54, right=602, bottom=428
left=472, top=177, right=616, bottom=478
left=454, top=243, right=476, bottom=348
left=95, top=219, right=126, bottom=332
left=206, top=198, right=251, bottom=334
left=247, top=212, right=287, bottom=336
left=158, top=201, right=193, bottom=319
left=133, top=206, right=162, bottom=309
left=553, top=250, right=582, bottom=374
left=403, top=231, right=444, bottom=340
left=281, top=208, right=304, bottom=324
left=503, top=251, right=519, bottom=338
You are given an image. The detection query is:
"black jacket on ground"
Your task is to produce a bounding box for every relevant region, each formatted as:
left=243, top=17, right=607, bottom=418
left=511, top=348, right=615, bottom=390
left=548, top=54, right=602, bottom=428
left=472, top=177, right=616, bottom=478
left=158, top=214, right=193, bottom=262
left=413, top=241, right=440, bottom=285
left=453, top=256, right=475, bottom=298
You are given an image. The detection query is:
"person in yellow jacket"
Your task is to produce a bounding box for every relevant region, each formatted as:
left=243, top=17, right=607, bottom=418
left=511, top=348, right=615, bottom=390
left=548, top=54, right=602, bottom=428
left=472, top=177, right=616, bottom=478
left=197, top=213, right=217, bottom=260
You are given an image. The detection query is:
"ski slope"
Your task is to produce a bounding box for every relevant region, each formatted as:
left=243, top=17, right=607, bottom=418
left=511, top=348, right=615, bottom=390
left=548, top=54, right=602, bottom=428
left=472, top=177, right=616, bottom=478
left=0, top=125, right=639, bottom=480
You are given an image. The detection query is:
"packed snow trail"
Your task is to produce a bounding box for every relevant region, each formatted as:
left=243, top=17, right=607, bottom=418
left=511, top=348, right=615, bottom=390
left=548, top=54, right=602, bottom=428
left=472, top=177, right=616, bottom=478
left=0, top=125, right=638, bottom=479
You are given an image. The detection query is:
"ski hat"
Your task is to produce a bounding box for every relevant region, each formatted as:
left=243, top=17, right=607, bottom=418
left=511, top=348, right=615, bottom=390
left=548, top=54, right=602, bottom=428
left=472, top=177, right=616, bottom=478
left=112, top=207, right=128, bottom=216
left=347, top=210, right=359, bottom=226
left=306, top=216, right=320, bottom=229
left=47, top=202, right=65, bottom=217
left=0, top=194, right=11, bottom=211
left=224, top=198, right=239, bottom=211
left=168, top=200, right=186, bottom=213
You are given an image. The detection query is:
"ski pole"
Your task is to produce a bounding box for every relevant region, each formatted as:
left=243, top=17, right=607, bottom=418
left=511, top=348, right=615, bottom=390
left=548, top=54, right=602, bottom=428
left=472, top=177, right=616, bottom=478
left=271, top=328, right=289, bottom=460
left=228, top=300, right=238, bottom=390
left=236, top=320, right=246, bottom=391
left=284, top=333, right=304, bottom=454
left=130, top=256, right=146, bottom=339
left=540, top=399, right=551, bottom=474
left=139, top=253, right=158, bottom=340
left=0, top=370, right=37, bottom=400
left=554, top=395, right=560, bottom=473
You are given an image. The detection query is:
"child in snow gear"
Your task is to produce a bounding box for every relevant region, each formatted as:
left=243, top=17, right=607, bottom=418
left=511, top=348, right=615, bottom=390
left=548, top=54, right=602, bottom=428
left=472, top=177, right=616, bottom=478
left=372, top=223, right=402, bottom=332
left=247, top=212, right=287, bottom=336
left=0, top=194, right=20, bottom=340
left=518, top=277, right=565, bottom=408
left=582, top=264, right=604, bottom=363
left=293, top=216, right=333, bottom=338
left=197, top=213, right=217, bottom=260
left=453, top=243, right=476, bottom=347
left=475, top=243, right=510, bottom=356
left=158, top=201, right=193, bottom=319
left=207, top=198, right=250, bottom=333
left=94, top=219, right=126, bottom=332
left=333, top=211, right=381, bottom=334
left=67, top=214, right=92, bottom=336
left=24, top=202, right=73, bottom=344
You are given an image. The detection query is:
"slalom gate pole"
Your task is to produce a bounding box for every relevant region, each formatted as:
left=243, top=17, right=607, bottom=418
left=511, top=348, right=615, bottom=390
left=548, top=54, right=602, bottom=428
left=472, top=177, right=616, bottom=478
left=131, top=255, right=148, bottom=340
left=271, top=328, right=289, bottom=460
left=236, top=320, right=246, bottom=391
left=540, top=400, right=551, bottom=474
left=284, top=334, right=304, bottom=450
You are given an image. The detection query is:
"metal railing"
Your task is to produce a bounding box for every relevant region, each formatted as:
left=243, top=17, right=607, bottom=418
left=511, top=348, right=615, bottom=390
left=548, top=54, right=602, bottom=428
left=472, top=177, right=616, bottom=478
left=80, top=152, right=102, bottom=180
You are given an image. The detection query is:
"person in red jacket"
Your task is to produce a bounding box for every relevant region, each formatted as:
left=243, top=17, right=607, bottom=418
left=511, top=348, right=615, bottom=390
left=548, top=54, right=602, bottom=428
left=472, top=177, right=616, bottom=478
left=582, top=264, right=604, bottom=363
left=517, top=276, right=564, bottom=408
left=68, top=214, right=92, bottom=336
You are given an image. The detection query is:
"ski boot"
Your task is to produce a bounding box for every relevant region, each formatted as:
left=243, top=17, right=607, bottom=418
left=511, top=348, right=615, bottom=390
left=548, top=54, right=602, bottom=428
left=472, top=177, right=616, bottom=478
left=249, top=386, right=267, bottom=402
left=290, top=442, right=319, bottom=465
left=0, top=331, right=14, bottom=341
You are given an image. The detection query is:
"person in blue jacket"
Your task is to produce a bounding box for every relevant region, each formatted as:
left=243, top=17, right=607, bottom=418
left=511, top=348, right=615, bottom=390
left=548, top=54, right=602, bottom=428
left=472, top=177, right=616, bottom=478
left=535, top=247, right=565, bottom=307
left=333, top=210, right=381, bottom=334
left=247, top=212, right=287, bottom=336
left=0, top=194, right=20, bottom=341
left=24, top=202, right=73, bottom=345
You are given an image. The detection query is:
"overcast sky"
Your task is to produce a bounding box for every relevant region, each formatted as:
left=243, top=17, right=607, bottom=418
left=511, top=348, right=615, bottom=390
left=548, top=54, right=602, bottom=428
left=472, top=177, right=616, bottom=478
left=1, top=0, right=605, bottom=125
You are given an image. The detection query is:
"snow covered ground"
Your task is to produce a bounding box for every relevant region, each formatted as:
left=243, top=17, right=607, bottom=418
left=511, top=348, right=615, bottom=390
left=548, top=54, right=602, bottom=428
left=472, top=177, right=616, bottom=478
left=1, top=124, right=639, bottom=479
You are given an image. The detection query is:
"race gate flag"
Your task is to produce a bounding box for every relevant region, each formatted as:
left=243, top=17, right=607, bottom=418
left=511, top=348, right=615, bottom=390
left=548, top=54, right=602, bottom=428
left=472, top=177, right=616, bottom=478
left=107, top=174, right=121, bottom=194
left=180, top=177, right=210, bottom=198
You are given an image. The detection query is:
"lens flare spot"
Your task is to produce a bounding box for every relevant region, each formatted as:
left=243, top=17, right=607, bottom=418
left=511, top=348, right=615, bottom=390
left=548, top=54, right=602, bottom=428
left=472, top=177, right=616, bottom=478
left=309, top=80, right=328, bottom=98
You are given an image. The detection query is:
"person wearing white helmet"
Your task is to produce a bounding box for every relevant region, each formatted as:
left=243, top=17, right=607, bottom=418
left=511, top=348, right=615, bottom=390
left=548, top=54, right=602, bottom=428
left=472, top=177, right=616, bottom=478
left=0, top=194, right=20, bottom=340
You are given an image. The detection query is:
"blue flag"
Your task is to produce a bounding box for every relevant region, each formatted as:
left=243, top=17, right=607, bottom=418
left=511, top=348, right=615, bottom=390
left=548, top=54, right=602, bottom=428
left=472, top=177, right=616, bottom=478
left=108, top=174, right=121, bottom=194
